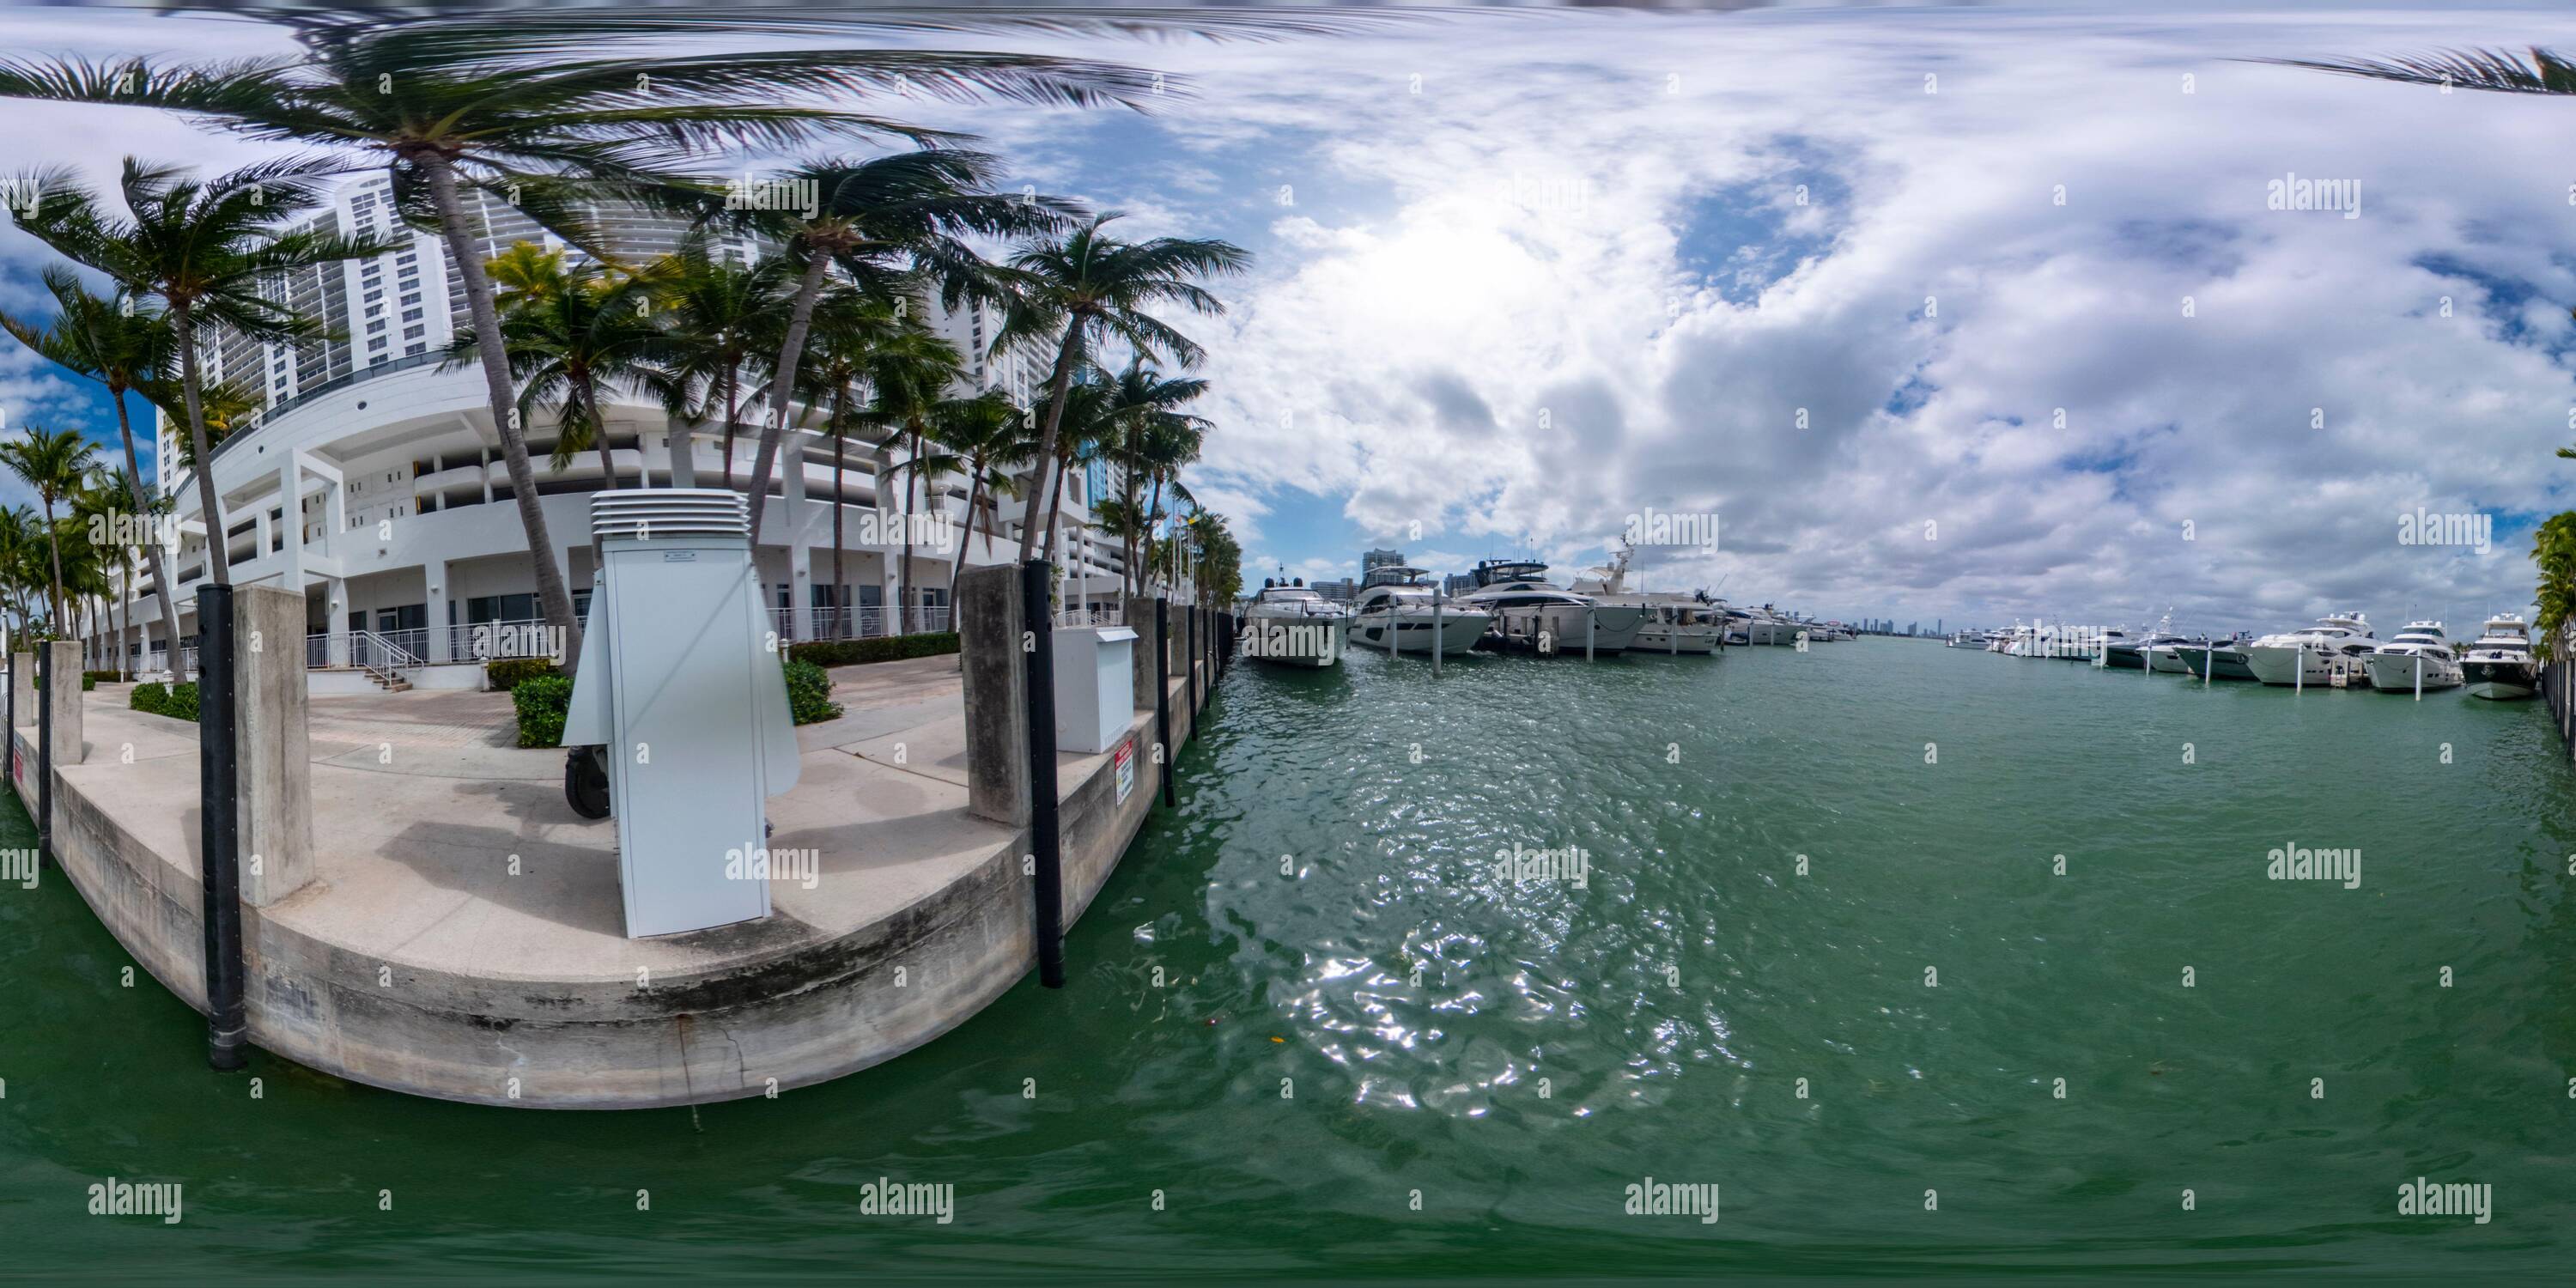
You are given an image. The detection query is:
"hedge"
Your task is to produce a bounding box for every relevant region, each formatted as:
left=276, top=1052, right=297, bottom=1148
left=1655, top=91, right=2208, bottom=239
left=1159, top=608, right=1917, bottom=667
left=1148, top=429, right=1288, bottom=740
left=83, top=670, right=118, bottom=683
left=163, top=683, right=198, bottom=721
left=486, top=658, right=562, bottom=692
left=30, top=672, right=99, bottom=692
left=782, top=659, right=841, bottom=726
left=512, top=675, right=572, bottom=748
left=785, top=631, right=957, bottom=668
left=513, top=660, right=839, bottom=747
left=131, top=682, right=167, bottom=714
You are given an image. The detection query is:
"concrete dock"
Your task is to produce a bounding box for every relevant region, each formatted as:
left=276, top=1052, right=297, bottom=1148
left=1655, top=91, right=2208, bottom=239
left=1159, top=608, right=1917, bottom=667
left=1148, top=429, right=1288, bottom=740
left=12, top=587, right=1224, bottom=1109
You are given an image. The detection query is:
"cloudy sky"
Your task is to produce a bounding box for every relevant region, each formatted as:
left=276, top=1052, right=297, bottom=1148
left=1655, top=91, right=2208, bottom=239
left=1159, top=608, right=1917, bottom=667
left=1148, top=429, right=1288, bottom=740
left=4, top=3, right=2575, bottom=635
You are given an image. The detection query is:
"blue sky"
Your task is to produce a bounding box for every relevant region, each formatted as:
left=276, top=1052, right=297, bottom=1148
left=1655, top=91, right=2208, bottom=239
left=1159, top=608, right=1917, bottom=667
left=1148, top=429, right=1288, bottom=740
left=5, top=5, right=2576, bottom=635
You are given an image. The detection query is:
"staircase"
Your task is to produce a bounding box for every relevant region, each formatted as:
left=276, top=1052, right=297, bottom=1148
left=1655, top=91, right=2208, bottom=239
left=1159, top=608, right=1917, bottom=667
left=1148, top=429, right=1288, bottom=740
left=350, top=630, right=420, bottom=694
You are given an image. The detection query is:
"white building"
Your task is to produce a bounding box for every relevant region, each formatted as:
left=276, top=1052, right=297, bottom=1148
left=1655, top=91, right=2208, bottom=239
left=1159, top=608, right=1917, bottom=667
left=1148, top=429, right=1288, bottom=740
left=111, top=174, right=1132, bottom=684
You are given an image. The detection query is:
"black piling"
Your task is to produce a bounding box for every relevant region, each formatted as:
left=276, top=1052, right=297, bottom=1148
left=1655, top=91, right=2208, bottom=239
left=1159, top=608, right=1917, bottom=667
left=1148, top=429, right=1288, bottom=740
left=1187, top=605, right=1200, bottom=714
left=1018, top=561, right=1066, bottom=989
left=196, top=585, right=246, bottom=1071
left=1154, top=597, right=1175, bottom=809
left=34, top=645, right=51, bottom=868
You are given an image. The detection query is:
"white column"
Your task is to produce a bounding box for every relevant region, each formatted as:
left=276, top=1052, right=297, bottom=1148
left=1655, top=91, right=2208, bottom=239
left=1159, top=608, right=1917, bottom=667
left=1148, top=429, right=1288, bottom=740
left=327, top=576, right=349, bottom=668
left=278, top=459, right=303, bottom=590
left=670, top=427, right=696, bottom=489
left=427, top=560, right=451, bottom=664
left=783, top=435, right=811, bottom=641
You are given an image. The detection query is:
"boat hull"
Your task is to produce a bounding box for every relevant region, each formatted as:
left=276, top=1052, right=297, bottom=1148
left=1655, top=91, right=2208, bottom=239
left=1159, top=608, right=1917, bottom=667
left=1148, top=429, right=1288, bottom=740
left=1242, top=615, right=1345, bottom=667
left=2361, top=653, right=2463, bottom=692
left=2172, top=646, right=2258, bottom=681
left=2101, top=644, right=2148, bottom=669
left=1352, top=608, right=1490, bottom=656
left=2464, top=659, right=2537, bottom=700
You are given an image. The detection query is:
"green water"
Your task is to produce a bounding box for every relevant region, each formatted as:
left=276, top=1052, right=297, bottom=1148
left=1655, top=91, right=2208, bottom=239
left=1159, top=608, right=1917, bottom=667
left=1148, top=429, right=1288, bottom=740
left=5, top=639, right=2573, bottom=1280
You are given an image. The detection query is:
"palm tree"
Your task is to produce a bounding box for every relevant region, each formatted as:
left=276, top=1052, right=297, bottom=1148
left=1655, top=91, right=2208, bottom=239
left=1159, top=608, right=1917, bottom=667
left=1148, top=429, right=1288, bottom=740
left=70, top=472, right=132, bottom=675
left=446, top=244, right=669, bottom=490
left=859, top=321, right=966, bottom=633
left=927, top=391, right=1034, bottom=606
left=6, top=157, right=390, bottom=586
left=1103, top=361, right=1211, bottom=593
left=150, top=377, right=263, bottom=476
left=0, top=267, right=186, bottom=663
left=0, top=506, right=37, bottom=634
left=0, top=22, right=1153, bottom=664
left=0, top=428, right=98, bottom=632
left=1133, top=410, right=1207, bottom=596
left=1029, top=373, right=1120, bottom=569
left=648, top=239, right=793, bottom=489
left=993, top=214, right=1249, bottom=566
left=777, top=289, right=899, bottom=636
left=723, top=149, right=1076, bottom=546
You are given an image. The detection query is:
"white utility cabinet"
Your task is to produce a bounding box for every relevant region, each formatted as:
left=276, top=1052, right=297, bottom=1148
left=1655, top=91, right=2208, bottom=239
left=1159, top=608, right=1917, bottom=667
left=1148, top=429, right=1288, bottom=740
left=1052, top=625, right=1138, bottom=754
left=562, top=490, right=802, bottom=938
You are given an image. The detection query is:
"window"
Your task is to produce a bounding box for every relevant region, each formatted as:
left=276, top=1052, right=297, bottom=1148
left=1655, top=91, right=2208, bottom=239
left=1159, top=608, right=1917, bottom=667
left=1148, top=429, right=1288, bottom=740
left=399, top=293, right=419, bottom=307
left=403, top=325, right=425, bottom=340
left=465, top=592, right=538, bottom=624
left=401, top=308, right=422, bottom=322
left=405, top=343, right=427, bottom=357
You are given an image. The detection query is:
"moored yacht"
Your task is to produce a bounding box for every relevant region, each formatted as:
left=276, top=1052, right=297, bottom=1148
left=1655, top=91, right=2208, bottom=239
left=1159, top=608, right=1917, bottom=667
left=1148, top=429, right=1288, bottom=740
left=2361, top=621, right=2463, bottom=694
left=1630, top=596, right=1726, bottom=655
left=2241, top=611, right=2377, bottom=688
left=1455, top=559, right=1643, bottom=656
left=2462, top=612, right=2538, bottom=700
left=2170, top=633, right=2260, bottom=681
left=2142, top=631, right=2212, bottom=673
left=1348, top=566, right=1489, bottom=656
left=1242, top=580, right=1348, bottom=668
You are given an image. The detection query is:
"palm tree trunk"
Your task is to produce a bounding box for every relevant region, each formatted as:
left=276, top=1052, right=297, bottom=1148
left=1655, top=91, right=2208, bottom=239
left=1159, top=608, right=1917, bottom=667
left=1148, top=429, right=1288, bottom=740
left=1016, top=327, right=1084, bottom=565
left=723, top=372, right=740, bottom=489
left=108, top=395, right=183, bottom=675
left=1146, top=476, right=1164, bottom=593
left=1041, top=454, right=1069, bottom=566
left=746, top=252, right=831, bottom=545
left=39, top=494, right=64, bottom=634
left=166, top=303, right=229, bottom=587
left=581, top=378, right=617, bottom=491
left=418, top=153, right=582, bottom=674
left=951, top=471, right=984, bottom=607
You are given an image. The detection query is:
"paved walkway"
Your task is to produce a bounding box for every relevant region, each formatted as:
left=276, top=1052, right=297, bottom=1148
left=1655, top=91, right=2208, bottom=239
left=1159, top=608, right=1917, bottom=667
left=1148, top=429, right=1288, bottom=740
left=59, top=653, right=1097, bottom=984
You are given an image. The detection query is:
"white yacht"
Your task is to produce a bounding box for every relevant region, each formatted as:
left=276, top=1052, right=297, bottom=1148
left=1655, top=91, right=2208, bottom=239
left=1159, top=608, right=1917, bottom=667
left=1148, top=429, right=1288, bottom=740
left=2242, top=611, right=2378, bottom=688
left=1242, top=580, right=1348, bottom=668
left=1454, top=558, right=1644, bottom=655
left=2361, top=621, right=2463, bottom=694
left=2140, top=631, right=2210, bottom=673
left=2461, top=612, right=2538, bottom=701
left=1631, top=596, right=1726, bottom=655
left=1347, top=566, right=1489, bottom=657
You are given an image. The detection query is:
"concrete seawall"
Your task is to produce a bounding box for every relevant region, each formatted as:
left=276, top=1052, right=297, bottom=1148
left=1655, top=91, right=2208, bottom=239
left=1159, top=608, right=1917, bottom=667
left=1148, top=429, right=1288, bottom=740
left=12, top=625, right=1214, bottom=1109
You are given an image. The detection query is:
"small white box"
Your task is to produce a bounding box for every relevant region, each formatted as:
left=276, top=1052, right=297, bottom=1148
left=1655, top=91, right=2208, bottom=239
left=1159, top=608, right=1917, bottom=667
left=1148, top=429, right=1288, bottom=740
left=1052, top=625, right=1138, bottom=754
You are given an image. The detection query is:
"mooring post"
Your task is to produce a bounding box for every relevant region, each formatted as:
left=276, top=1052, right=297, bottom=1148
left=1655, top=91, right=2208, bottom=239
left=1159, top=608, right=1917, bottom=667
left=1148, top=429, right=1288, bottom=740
left=1187, top=605, right=1200, bottom=714
left=1432, top=595, right=1443, bottom=677
left=197, top=584, right=247, bottom=1072
left=1018, top=560, right=1066, bottom=989
left=1154, top=597, right=1176, bottom=808
left=35, top=644, right=52, bottom=867
left=4, top=646, right=16, bottom=791
left=957, top=563, right=1028, bottom=827
left=1586, top=611, right=1596, bottom=661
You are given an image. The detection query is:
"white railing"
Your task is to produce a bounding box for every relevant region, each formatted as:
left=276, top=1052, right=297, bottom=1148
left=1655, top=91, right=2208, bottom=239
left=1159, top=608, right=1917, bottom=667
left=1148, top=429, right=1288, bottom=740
left=769, top=605, right=952, bottom=641
left=1056, top=605, right=1125, bottom=628
left=350, top=629, right=422, bottom=687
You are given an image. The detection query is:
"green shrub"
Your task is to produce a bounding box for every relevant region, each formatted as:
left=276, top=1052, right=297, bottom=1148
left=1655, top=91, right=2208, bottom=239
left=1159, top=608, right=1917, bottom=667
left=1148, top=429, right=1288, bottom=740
left=486, top=658, right=561, bottom=692
left=131, top=682, right=168, bottom=714
left=785, top=631, right=957, bottom=669
left=781, top=659, right=841, bottom=726
left=80, top=673, right=95, bottom=692
left=162, top=683, right=199, bottom=722
left=512, top=674, right=573, bottom=748
left=83, top=670, right=118, bottom=683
